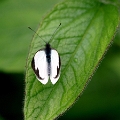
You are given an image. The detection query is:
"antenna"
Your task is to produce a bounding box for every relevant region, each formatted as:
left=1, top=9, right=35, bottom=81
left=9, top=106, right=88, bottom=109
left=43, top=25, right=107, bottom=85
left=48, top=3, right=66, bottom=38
left=28, top=23, right=61, bottom=43
left=49, top=23, right=61, bottom=41
left=28, top=27, right=46, bottom=43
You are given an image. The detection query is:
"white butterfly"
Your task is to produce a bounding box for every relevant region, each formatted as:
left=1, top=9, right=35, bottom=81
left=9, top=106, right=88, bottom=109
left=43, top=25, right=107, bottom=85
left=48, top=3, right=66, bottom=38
left=30, top=23, right=61, bottom=84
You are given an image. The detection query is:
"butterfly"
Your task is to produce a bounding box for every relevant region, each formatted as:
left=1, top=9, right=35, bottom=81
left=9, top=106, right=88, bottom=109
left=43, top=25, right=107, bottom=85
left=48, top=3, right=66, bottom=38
left=30, top=23, right=61, bottom=84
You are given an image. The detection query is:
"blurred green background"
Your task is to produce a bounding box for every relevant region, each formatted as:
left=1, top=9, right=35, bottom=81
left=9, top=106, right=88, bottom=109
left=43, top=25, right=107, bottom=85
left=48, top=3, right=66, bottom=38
left=0, top=0, right=120, bottom=120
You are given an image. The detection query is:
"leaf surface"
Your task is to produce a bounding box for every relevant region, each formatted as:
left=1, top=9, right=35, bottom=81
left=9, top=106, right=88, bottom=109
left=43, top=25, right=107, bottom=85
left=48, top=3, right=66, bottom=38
left=24, top=0, right=119, bottom=120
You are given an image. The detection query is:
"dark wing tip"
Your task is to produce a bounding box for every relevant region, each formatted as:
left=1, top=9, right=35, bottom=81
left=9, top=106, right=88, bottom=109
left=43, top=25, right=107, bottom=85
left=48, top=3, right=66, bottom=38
left=31, top=57, right=44, bottom=80
left=54, top=56, right=61, bottom=79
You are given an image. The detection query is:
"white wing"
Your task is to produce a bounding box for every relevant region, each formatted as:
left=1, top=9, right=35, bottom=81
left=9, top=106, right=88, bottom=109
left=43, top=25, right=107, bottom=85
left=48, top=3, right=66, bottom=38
left=32, top=50, right=48, bottom=84
left=50, top=49, right=61, bottom=84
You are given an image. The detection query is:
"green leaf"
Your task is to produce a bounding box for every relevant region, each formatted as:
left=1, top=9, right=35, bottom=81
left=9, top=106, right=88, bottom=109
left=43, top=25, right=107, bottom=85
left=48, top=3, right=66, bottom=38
left=24, top=0, right=119, bottom=120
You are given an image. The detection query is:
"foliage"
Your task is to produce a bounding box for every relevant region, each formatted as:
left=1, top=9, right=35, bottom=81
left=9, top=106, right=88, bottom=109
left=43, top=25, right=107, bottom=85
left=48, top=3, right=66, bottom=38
left=24, top=0, right=119, bottom=120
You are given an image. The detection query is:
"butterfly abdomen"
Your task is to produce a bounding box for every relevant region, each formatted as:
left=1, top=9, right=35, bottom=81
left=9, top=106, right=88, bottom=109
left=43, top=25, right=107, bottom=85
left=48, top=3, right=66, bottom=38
left=45, top=43, right=51, bottom=76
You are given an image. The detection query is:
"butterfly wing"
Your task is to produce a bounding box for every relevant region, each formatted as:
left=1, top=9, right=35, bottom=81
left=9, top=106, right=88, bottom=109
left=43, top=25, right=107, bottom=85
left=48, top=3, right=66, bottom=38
left=31, top=50, right=48, bottom=84
left=50, top=49, right=61, bottom=84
